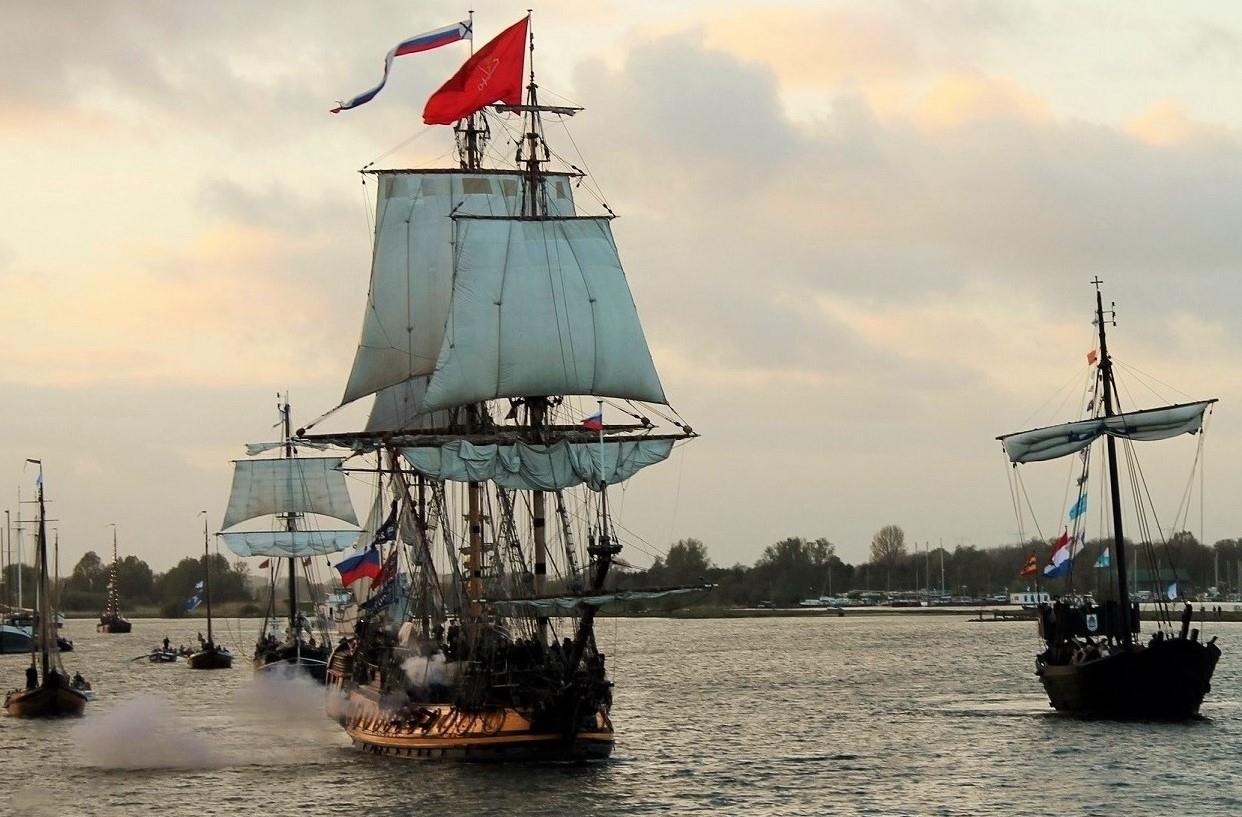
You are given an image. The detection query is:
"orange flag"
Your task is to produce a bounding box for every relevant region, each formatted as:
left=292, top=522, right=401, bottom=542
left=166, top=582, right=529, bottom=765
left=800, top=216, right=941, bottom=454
left=1019, top=551, right=1038, bottom=578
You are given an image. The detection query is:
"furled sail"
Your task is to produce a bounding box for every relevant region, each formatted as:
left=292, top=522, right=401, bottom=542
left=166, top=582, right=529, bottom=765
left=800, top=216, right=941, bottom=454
left=999, top=400, right=1216, bottom=464
left=421, top=216, right=666, bottom=412
left=342, top=170, right=578, bottom=406
left=221, top=458, right=360, bottom=529
left=218, top=530, right=361, bottom=558
left=401, top=438, right=674, bottom=490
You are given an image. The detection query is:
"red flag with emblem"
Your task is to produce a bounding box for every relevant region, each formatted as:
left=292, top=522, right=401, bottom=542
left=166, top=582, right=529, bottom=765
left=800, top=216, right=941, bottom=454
left=423, top=16, right=528, bottom=125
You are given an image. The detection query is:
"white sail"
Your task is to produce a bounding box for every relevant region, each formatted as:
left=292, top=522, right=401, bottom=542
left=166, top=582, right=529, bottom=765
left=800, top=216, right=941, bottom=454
left=365, top=375, right=456, bottom=433
left=999, top=400, right=1215, bottom=464
left=422, top=216, right=666, bottom=412
left=221, top=458, right=360, bottom=529
left=218, top=530, right=360, bottom=558
left=401, top=438, right=674, bottom=491
left=342, top=171, right=578, bottom=406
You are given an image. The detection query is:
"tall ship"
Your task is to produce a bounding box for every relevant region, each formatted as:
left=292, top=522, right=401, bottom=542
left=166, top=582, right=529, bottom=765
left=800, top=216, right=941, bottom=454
left=5, top=461, right=90, bottom=718
left=301, top=16, right=699, bottom=759
left=218, top=398, right=360, bottom=681
left=97, top=525, right=132, bottom=633
left=997, top=282, right=1221, bottom=719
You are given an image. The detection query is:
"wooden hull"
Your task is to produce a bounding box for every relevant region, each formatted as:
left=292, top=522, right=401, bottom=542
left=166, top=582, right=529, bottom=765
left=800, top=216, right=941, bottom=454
left=5, top=683, right=88, bottom=718
left=333, top=684, right=614, bottom=762
left=148, top=650, right=178, bottom=663
left=1038, top=637, right=1220, bottom=720
left=186, top=648, right=233, bottom=670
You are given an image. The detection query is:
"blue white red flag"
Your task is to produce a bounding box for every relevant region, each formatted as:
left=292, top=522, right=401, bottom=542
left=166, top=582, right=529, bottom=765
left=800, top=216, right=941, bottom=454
left=335, top=547, right=382, bottom=585
left=331, top=21, right=472, bottom=113
left=1043, top=529, right=1085, bottom=578
left=581, top=410, right=604, bottom=432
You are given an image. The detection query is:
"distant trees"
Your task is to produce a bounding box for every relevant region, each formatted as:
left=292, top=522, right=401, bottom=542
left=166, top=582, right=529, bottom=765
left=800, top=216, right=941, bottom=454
left=870, top=525, right=906, bottom=590
left=69, top=551, right=106, bottom=592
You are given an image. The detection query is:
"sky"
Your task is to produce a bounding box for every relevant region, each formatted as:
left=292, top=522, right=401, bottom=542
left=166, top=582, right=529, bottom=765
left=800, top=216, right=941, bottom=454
left=3, top=1, right=1242, bottom=573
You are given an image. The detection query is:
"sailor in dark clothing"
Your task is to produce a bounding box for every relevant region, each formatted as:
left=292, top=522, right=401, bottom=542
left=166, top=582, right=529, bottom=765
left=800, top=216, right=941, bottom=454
left=25, top=663, right=37, bottom=689
left=163, top=636, right=171, bottom=651
left=1180, top=602, right=1194, bottom=639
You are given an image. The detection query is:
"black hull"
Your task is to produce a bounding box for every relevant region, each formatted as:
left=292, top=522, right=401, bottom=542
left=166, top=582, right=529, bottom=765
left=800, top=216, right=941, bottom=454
left=254, top=644, right=329, bottom=683
left=97, top=616, right=132, bottom=634
left=1038, top=638, right=1220, bottom=720
left=187, top=647, right=234, bottom=670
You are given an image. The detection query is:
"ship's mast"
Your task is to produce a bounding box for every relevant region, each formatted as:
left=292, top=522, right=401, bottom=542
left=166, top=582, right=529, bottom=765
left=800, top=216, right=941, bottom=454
left=200, top=510, right=213, bottom=646
left=281, top=397, right=300, bottom=641
left=28, top=460, right=50, bottom=681
left=1094, top=279, right=1132, bottom=646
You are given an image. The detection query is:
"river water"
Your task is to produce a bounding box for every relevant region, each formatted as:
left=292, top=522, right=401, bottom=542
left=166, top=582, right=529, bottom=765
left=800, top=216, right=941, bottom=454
left=1, top=615, right=1239, bottom=816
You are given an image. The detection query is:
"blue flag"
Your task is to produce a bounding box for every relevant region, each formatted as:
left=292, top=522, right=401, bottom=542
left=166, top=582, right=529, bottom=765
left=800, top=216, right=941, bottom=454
left=184, top=594, right=202, bottom=612
left=1068, top=494, right=1088, bottom=521
left=1094, top=548, right=1110, bottom=569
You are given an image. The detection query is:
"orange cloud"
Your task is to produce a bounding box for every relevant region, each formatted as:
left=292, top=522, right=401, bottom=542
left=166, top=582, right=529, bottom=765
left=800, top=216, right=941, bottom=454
left=1123, top=100, right=1228, bottom=147
left=916, top=74, right=1051, bottom=129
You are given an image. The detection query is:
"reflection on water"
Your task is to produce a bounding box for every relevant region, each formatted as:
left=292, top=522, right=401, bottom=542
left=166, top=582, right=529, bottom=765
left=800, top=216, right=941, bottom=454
left=1, top=616, right=1238, bottom=816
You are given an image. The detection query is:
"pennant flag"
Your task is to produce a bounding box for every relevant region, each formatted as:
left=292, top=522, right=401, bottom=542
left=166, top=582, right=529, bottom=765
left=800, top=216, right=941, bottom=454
left=372, top=500, right=399, bottom=546
left=184, top=594, right=202, bottom=612
left=258, top=558, right=270, bottom=569
left=194, top=580, right=204, bottom=591
left=331, top=21, right=472, bottom=113
left=1019, top=551, right=1038, bottom=578
left=1068, top=493, right=1088, bottom=521
left=1167, top=581, right=1179, bottom=601
left=423, top=16, right=528, bottom=125
left=581, top=410, right=604, bottom=432
left=335, top=547, right=382, bottom=586
left=1087, top=349, right=1099, bottom=366
left=1094, top=548, right=1110, bottom=568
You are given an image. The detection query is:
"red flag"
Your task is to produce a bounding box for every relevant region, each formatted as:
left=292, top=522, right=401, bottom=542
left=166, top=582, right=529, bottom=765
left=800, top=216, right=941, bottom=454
left=1019, top=551, right=1038, bottom=578
left=258, top=558, right=270, bottom=569
left=423, top=16, right=528, bottom=125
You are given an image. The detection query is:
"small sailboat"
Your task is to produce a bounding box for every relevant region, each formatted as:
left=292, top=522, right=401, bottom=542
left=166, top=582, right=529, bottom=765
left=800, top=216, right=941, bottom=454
left=97, top=525, right=132, bottom=633
left=218, top=398, right=359, bottom=681
left=187, top=512, right=233, bottom=670
left=998, top=282, right=1221, bottom=719
left=5, top=461, right=89, bottom=718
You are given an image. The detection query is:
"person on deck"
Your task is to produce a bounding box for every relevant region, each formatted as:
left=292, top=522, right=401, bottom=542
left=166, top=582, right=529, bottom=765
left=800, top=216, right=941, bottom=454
left=163, top=636, right=171, bottom=652
left=25, top=663, right=37, bottom=689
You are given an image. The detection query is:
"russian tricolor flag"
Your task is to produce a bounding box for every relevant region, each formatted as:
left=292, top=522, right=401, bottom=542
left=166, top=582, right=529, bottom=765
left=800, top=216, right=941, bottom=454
left=335, top=546, right=382, bottom=585
left=332, top=21, right=472, bottom=113
left=581, top=410, right=604, bottom=431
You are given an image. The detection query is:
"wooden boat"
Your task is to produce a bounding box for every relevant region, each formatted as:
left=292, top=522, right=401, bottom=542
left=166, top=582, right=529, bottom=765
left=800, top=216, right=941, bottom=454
left=306, top=17, right=701, bottom=760
left=5, top=673, right=88, bottom=718
left=186, top=511, right=233, bottom=670
left=998, top=283, right=1221, bottom=719
left=5, top=461, right=90, bottom=718
left=148, top=648, right=179, bottom=663
left=97, top=526, right=132, bottom=633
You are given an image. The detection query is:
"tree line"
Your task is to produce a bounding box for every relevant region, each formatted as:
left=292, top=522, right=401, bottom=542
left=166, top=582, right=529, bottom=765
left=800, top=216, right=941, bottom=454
left=1, top=550, right=254, bottom=617
left=610, top=526, right=1242, bottom=607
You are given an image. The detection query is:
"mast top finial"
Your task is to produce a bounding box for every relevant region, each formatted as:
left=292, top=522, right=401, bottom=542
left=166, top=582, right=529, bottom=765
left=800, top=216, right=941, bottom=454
left=1090, top=276, right=1103, bottom=290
